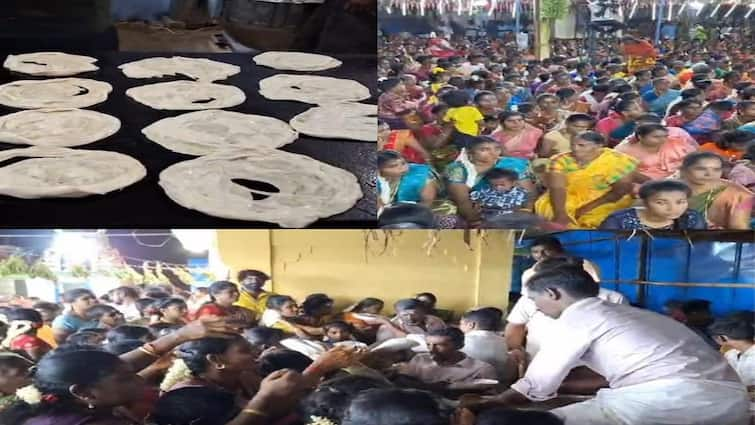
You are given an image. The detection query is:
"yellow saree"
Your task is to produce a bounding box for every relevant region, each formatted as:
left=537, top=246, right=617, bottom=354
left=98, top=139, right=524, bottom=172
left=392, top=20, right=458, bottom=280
left=535, top=148, right=639, bottom=228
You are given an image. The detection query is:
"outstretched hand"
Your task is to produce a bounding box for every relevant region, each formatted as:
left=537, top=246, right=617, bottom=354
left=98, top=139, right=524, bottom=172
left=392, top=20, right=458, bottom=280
left=175, top=316, right=239, bottom=341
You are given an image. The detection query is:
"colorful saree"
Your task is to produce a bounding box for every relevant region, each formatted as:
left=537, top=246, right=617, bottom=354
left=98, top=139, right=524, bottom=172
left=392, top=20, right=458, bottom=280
left=378, top=163, right=436, bottom=205
left=614, top=134, right=698, bottom=180
left=683, top=109, right=722, bottom=142
left=687, top=180, right=754, bottom=229
left=491, top=124, right=543, bottom=159
left=444, top=155, right=531, bottom=191
left=534, top=148, right=639, bottom=228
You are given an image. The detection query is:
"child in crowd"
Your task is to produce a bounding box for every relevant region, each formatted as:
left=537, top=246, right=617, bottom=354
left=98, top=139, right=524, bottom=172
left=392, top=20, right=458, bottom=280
left=709, top=316, right=755, bottom=387
left=470, top=168, right=529, bottom=222
left=1, top=309, right=51, bottom=361
left=441, top=89, right=485, bottom=149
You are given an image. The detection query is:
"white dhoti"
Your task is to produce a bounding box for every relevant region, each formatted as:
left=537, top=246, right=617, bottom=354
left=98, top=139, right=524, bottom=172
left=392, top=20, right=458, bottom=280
left=551, top=379, right=750, bottom=425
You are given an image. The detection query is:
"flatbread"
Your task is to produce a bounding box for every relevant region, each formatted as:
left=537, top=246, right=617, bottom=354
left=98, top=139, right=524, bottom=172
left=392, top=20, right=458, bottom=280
left=0, top=109, right=120, bottom=147
left=290, top=103, right=376, bottom=142
left=253, top=51, right=342, bottom=71
left=258, top=74, right=371, bottom=105
left=142, top=110, right=297, bottom=156
left=125, top=81, right=246, bottom=110
left=119, top=56, right=241, bottom=82
left=3, top=52, right=99, bottom=77
left=158, top=148, right=363, bottom=227
left=0, top=78, right=112, bottom=109
left=0, top=146, right=146, bottom=198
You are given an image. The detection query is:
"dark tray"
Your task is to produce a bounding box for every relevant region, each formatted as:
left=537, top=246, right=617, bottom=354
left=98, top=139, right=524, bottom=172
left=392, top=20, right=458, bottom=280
left=0, top=51, right=377, bottom=228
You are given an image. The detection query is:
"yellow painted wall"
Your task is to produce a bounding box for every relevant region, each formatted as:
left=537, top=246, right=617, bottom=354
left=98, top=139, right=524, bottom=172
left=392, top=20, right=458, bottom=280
left=216, top=230, right=514, bottom=316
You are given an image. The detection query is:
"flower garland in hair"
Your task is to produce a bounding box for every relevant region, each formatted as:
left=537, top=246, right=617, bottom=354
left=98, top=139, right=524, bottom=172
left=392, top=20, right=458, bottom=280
left=159, top=358, right=193, bottom=392
left=15, top=385, right=42, bottom=405
left=307, top=416, right=338, bottom=425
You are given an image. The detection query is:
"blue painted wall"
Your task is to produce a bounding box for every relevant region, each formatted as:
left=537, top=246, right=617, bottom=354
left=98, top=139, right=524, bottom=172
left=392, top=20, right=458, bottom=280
left=514, top=231, right=755, bottom=316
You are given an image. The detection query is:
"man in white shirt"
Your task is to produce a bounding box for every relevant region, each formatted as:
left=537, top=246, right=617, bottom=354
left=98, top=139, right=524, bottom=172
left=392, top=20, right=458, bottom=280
left=108, top=286, right=141, bottom=322
left=460, top=308, right=515, bottom=383
left=465, top=264, right=749, bottom=425
left=519, top=237, right=601, bottom=285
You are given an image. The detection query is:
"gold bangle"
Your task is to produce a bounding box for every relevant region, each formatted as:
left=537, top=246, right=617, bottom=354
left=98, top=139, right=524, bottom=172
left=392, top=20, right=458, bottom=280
left=242, top=408, right=268, bottom=417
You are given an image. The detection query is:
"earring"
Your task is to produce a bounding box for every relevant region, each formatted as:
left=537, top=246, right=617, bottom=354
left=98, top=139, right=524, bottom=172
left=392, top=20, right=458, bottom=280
left=87, top=401, right=95, bottom=409
left=216, top=364, right=226, bottom=370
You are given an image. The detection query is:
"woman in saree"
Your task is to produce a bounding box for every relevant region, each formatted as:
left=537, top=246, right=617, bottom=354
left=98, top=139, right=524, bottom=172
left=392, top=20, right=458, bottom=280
left=444, top=136, right=534, bottom=227
left=615, top=123, right=699, bottom=182
left=378, top=78, right=420, bottom=130
left=534, top=131, right=638, bottom=229
left=377, top=150, right=439, bottom=213
left=491, top=111, right=544, bottom=159
left=679, top=151, right=754, bottom=229
left=595, top=97, right=645, bottom=146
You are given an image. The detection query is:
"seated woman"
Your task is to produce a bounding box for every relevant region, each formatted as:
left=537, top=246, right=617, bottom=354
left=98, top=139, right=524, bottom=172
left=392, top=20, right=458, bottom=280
left=491, top=111, right=544, bottom=160
left=378, top=78, right=420, bottom=130
left=728, top=142, right=755, bottom=191
left=444, top=137, right=534, bottom=227
left=298, top=294, right=336, bottom=328
left=260, top=295, right=323, bottom=338
left=535, top=131, right=638, bottom=229
left=377, top=151, right=439, bottom=213
left=51, top=288, right=99, bottom=344
left=600, top=180, right=706, bottom=230
left=699, top=130, right=754, bottom=162
left=680, top=151, right=754, bottom=229
left=153, top=298, right=189, bottom=326
left=193, top=281, right=240, bottom=319
left=615, top=123, right=698, bottom=182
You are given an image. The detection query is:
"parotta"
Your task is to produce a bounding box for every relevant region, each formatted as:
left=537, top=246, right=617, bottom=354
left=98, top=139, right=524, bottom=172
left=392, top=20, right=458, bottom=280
left=0, top=108, right=120, bottom=147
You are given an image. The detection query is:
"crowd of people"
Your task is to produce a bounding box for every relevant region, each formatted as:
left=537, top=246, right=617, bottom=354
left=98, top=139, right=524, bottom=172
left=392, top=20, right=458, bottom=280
left=0, top=237, right=751, bottom=424
left=377, top=32, right=755, bottom=229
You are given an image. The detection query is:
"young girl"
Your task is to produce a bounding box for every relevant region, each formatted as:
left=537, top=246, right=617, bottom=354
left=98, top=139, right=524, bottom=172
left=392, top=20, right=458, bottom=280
left=194, top=281, right=240, bottom=319
left=154, top=298, right=189, bottom=326
left=2, top=309, right=52, bottom=361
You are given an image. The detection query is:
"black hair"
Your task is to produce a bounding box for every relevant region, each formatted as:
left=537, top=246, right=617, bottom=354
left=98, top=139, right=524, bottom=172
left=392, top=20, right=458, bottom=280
left=714, top=130, right=754, bottom=150
left=61, top=289, right=94, bottom=304
left=415, top=292, right=437, bottom=304
left=526, top=264, right=600, bottom=299
left=475, top=407, right=563, bottom=425
left=175, top=335, right=247, bottom=376
left=473, top=90, right=496, bottom=104
left=351, top=298, right=385, bottom=313
left=461, top=309, right=501, bottom=331
left=516, top=103, right=536, bottom=114
left=708, top=317, right=755, bottom=341
left=576, top=62, right=590, bottom=72
left=614, top=97, right=638, bottom=113
left=237, top=269, right=269, bottom=283
left=484, top=168, right=519, bottom=182
left=394, top=298, right=426, bottom=312
left=565, top=113, right=595, bottom=126
left=105, top=340, right=144, bottom=356
left=342, top=388, right=447, bottom=425
left=440, top=90, right=470, bottom=108
left=681, top=299, right=712, bottom=315
left=574, top=131, right=607, bottom=146
left=379, top=78, right=401, bottom=93
left=208, top=281, right=237, bottom=302
left=324, top=321, right=353, bottom=334
left=430, top=104, right=449, bottom=115
left=426, top=327, right=465, bottom=349
left=744, top=142, right=755, bottom=161
left=156, top=297, right=188, bottom=315
left=741, top=86, right=755, bottom=101
left=530, top=236, right=564, bottom=252
left=680, top=88, right=703, bottom=99
left=555, top=87, right=577, bottom=101
left=106, top=325, right=153, bottom=344
left=378, top=203, right=436, bottom=229
left=676, top=98, right=703, bottom=111
left=707, top=101, right=735, bottom=113
left=536, top=93, right=559, bottom=105
left=149, top=386, right=240, bottom=425
left=736, top=100, right=755, bottom=112
left=448, top=77, right=465, bottom=89
left=6, top=308, right=43, bottom=324
left=681, top=151, right=724, bottom=170
left=84, top=304, right=120, bottom=322
left=243, top=327, right=285, bottom=349
left=468, top=136, right=499, bottom=152
left=0, top=349, right=123, bottom=424
left=377, top=150, right=404, bottom=169
left=266, top=295, right=296, bottom=310
left=635, top=123, right=669, bottom=138
left=64, top=329, right=107, bottom=347
left=302, top=293, right=334, bottom=317
left=300, top=375, right=392, bottom=424
left=257, top=349, right=313, bottom=377
left=32, top=302, right=61, bottom=314
left=498, top=110, right=524, bottom=122
left=592, top=83, right=610, bottom=93
left=636, top=113, right=663, bottom=124
left=135, top=298, right=159, bottom=317
left=638, top=180, right=692, bottom=200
